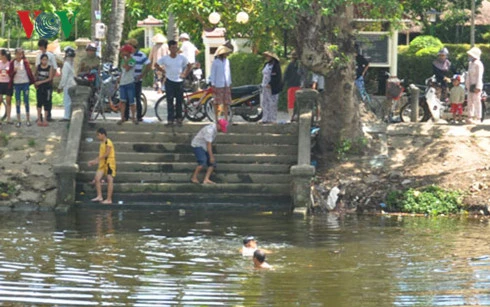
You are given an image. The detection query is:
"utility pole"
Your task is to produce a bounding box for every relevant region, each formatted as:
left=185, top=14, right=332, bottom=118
left=471, top=0, right=475, bottom=46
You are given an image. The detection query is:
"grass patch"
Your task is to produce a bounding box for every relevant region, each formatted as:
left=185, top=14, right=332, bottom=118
left=12, top=85, right=63, bottom=108
left=28, top=139, right=36, bottom=147
left=386, top=185, right=465, bottom=215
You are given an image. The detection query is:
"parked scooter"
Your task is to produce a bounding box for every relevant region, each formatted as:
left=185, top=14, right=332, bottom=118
left=205, top=85, right=262, bottom=122
left=424, top=74, right=487, bottom=122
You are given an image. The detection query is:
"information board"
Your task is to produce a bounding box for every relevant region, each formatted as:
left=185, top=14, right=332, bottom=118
left=356, top=32, right=390, bottom=67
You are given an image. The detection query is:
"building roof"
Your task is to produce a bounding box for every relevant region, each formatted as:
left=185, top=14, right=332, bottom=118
left=137, top=15, right=163, bottom=27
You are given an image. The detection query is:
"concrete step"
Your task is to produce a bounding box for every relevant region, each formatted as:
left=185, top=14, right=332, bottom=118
left=77, top=171, right=291, bottom=184
left=84, top=121, right=297, bottom=134
left=81, top=131, right=297, bottom=145
left=76, top=193, right=291, bottom=209
left=78, top=161, right=291, bottom=173
left=78, top=152, right=296, bottom=164
left=78, top=182, right=291, bottom=194
left=79, top=142, right=297, bottom=155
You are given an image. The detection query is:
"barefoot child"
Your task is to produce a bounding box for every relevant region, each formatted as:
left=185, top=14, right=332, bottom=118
left=449, top=74, right=465, bottom=124
left=87, top=128, right=116, bottom=204
left=190, top=119, right=228, bottom=184
left=34, top=54, right=54, bottom=126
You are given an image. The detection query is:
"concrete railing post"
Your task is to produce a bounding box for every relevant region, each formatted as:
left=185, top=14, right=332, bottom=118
left=290, top=89, right=318, bottom=216
left=53, top=86, right=91, bottom=206
left=409, top=84, right=420, bottom=122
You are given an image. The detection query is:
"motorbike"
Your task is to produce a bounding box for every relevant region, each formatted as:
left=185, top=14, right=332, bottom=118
left=205, top=85, right=263, bottom=122
left=423, top=74, right=487, bottom=123
left=75, top=63, right=148, bottom=121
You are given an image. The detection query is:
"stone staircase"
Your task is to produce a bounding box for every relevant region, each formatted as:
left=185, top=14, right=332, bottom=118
left=75, top=121, right=298, bottom=209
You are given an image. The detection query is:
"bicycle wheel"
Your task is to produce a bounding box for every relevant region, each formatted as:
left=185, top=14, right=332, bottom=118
left=0, top=101, right=6, bottom=121
left=140, top=92, right=147, bottom=118
left=184, top=96, right=208, bottom=122
left=154, top=94, right=167, bottom=122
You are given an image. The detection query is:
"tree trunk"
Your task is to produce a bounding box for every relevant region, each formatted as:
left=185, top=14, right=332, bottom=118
left=293, top=2, right=362, bottom=154
left=167, top=13, right=178, bottom=41
left=103, top=0, right=125, bottom=65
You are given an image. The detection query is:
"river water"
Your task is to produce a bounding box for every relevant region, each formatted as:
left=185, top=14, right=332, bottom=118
left=0, top=209, right=489, bottom=306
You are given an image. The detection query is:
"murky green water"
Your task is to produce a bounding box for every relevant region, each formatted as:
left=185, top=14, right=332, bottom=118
left=0, top=209, right=489, bottom=306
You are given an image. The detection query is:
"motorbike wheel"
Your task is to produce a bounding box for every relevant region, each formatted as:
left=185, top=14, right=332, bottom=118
left=241, top=106, right=263, bottom=122
left=154, top=94, right=166, bottom=122
left=205, top=98, right=233, bottom=123
left=184, top=96, right=208, bottom=122
left=141, top=92, right=148, bottom=118
left=399, top=98, right=430, bottom=123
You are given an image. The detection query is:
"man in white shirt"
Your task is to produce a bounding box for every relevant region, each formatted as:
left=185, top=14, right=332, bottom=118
left=156, top=40, right=192, bottom=126
left=36, top=39, right=58, bottom=121
left=179, top=33, right=199, bottom=64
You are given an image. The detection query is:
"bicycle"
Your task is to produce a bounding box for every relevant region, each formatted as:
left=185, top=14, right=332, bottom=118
left=154, top=85, right=213, bottom=122
left=80, top=65, right=148, bottom=121
left=356, top=76, right=385, bottom=120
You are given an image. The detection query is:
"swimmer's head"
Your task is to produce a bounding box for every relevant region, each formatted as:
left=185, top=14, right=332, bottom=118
left=253, top=249, right=266, bottom=263
left=243, top=236, right=257, bottom=248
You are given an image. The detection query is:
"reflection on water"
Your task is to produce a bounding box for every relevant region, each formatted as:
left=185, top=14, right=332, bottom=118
left=0, top=210, right=488, bottom=306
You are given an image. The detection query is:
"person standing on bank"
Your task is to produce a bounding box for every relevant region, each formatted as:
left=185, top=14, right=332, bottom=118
left=57, top=47, right=76, bottom=122
left=260, top=51, right=282, bottom=124
left=156, top=40, right=192, bottom=126
left=117, top=44, right=138, bottom=125
left=36, top=39, right=58, bottom=122
left=210, top=45, right=233, bottom=122
left=34, top=54, right=54, bottom=127
left=125, top=38, right=150, bottom=122
left=0, top=49, right=13, bottom=124
left=283, top=50, right=305, bottom=121
left=466, top=47, right=484, bottom=124
left=149, top=34, right=169, bottom=94
left=179, top=33, right=199, bottom=65
left=9, top=48, right=35, bottom=128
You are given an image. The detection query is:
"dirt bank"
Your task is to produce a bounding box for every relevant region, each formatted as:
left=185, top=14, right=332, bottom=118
left=313, top=121, right=490, bottom=215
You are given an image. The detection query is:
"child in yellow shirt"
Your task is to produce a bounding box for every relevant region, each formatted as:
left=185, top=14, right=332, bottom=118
left=88, top=127, right=116, bottom=204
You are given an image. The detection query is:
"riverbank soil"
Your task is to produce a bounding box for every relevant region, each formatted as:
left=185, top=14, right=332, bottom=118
left=314, top=122, right=490, bottom=214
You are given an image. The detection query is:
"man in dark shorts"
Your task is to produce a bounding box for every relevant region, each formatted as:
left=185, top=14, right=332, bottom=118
left=190, top=119, right=228, bottom=184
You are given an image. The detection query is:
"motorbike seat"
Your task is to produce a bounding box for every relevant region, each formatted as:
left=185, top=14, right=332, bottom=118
left=231, top=85, right=260, bottom=99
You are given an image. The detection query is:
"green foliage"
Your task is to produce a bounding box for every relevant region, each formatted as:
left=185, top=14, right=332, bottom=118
left=228, top=53, right=263, bottom=86
left=407, top=36, right=443, bottom=55
left=398, top=43, right=490, bottom=86
left=28, top=139, right=36, bottom=147
left=128, top=28, right=163, bottom=49
left=0, top=38, right=7, bottom=48
left=59, top=41, right=77, bottom=51
left=26, top=85, right=63, bottom=107
left=335, top=137, right=368, bottom=160
left=386, top=185, right=464, bottom=215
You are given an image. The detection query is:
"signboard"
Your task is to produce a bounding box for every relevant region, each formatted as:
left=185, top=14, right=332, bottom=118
left=356, top=32, right=390, bottom=67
